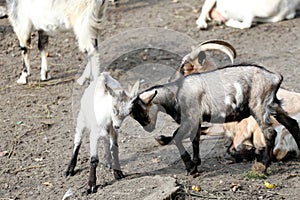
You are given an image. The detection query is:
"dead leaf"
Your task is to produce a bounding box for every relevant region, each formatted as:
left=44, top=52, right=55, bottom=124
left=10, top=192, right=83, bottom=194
left=34, top=157, right=44, bottom=162
left=230, top=183, right=241, bottom=192
left=264, top=181, right=276, bottom=189
left=42, top=182, right=52, bottom=186
left=192, top=185, right=201, bottom=192
left=151, top=157, right=160, bottom=163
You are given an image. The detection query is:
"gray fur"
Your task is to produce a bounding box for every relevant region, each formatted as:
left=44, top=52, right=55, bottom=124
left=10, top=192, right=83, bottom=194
left=132, top=64, right=300, bottom=174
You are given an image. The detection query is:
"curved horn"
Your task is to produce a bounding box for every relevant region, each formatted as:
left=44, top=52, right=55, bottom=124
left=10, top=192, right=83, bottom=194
left=188, top=39, right=237, bottom=64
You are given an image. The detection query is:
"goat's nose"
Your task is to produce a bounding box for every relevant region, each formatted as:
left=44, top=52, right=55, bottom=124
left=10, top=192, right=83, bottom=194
left=114, top=125, right=120, bottom=129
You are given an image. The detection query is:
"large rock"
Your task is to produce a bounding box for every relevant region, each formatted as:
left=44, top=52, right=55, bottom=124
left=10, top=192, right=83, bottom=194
left=97, top=175, right=179, bottom=200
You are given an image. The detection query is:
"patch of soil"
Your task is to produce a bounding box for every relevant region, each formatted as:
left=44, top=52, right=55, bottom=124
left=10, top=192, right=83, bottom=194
left=1, top=0, right=300, bottom=199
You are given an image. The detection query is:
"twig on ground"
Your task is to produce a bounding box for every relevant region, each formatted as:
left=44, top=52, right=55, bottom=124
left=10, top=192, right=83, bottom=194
left=8, top=126, right=45, bottom=158
left=286, top=173, right=300, bottom=179
left=28, top=76, right=75, bottom=87
left=13, top=164, right=46, bottom=174
left=7, top=141, right=15, bottom=159
left=266, top=190, right=287, bottom=196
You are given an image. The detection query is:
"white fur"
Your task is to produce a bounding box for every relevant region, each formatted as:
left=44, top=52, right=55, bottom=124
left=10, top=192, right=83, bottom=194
left=196, top=0, right=300, bottom=29
left=234, top=82, right=243, bottom=106
left=273, top=113, right=300, bottom=160
left=68, top=72, right=139, bottom=191
left=6, top=0, right=106, bottom=84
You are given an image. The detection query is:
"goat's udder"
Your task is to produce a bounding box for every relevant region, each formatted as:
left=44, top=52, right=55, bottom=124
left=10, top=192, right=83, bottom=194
left=209, top=8, right=227, bottom=23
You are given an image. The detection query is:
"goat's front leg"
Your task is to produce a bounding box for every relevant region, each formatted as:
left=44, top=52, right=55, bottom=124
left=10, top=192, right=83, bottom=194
left=174, top=120, right=200, bottom=176
left=66, top=111, right=86, bottom=176
left=173, top=134, right=194, bottom=175
left=196, top=0, right=217, bottom=29
left=88, top=128, right=101, bottom=193
left=38, top=30, right=51, bottom=81
left=110, top=128, right=125, bottom=180
left=271, top=104, right=300, bottom=150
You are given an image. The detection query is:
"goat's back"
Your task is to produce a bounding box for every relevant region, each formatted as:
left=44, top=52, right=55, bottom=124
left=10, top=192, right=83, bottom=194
left=80, top=75, right=113, bottom=129
left=177, top=65, right=282, bottom=121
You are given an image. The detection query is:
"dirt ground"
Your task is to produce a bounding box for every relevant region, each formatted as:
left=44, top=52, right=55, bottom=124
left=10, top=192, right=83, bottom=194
left=1, top=0, right=300, bottom=199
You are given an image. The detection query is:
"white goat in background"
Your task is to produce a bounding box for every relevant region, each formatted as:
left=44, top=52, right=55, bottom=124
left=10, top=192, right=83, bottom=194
left=6, top=0, right=106, bottom=84
left=196, top=0, right=300, bottom=29
left=66, top=72, right=140, bottom=193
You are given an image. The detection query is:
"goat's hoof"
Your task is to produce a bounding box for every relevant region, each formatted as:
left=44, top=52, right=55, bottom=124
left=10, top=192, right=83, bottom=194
left=155, top=135, right=172, bottom=146
left=224, top=154, right=239, bottom=163
left=87, top=186, right=98, bottom=194
left=190, top=167, right=199, bottom=177
left=65, top=169, right=75, bottom=177
left=186, top=162, right=200, bottom=177
left=65, top=168, right=75, bottom=177
left=187, top=168, right=200, bottom=178
left=77, top=76, right=89, bottom=86
left=113, top=169, right=125, bottom=180
left=111, top=0, right=119, bottom=7
left=41, top=71, right=51, bottom=81
left=252, top=161, right=266, bottom=174
left=196, top=21, right=208, bottom=30
left=17, top=77, right=27, bottom=85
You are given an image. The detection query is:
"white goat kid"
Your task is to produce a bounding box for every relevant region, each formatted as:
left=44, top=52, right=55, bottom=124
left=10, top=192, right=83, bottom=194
left=66, top=72, right=139, bottom=193
left=6, top=0, right=106, bottom=84
left=196, top=0, right=300, bottom=29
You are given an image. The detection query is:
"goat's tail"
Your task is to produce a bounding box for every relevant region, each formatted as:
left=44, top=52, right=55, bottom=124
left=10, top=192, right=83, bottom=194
left=70, top=0, right=107, bottom=54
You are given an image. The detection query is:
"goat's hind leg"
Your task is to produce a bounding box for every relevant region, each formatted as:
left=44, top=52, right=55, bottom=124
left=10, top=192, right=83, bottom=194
left=38, top=30, right=51, bottom=81
left=271, top=104, right=300, bottom=149
left=17, top=33, right=31, bottom=84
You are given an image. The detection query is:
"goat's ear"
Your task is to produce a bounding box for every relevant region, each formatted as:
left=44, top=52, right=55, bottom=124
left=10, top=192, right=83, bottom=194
left=139, top=90, right=157, bottom=105
left=105, top=82, right=118, bottom=98
left=197, top=51, right=206, bottom=65
left=129, top=80, right=140, bottom=98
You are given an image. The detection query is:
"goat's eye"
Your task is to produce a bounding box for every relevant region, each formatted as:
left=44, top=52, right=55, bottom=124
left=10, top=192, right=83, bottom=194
left=113, top=109, right=119, bottom=115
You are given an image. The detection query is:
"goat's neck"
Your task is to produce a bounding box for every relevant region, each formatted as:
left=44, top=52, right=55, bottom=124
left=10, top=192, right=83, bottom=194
left=151, top=83, right=181, bottom=123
